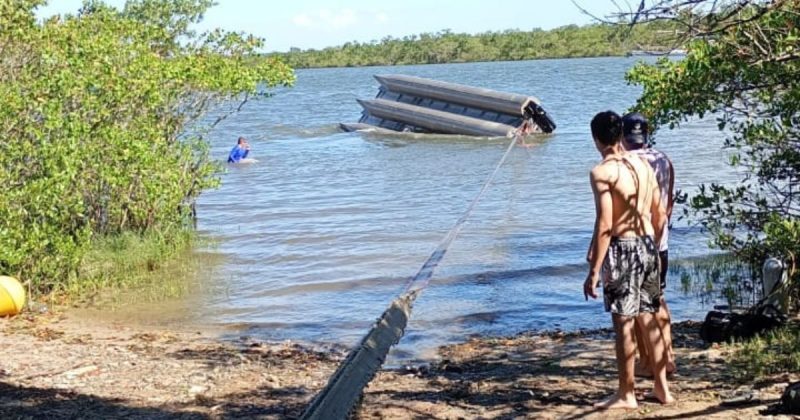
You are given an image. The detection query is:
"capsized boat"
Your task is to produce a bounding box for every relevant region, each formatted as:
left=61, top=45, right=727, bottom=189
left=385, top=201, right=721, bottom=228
left=341, top=74, right=556, bottom=137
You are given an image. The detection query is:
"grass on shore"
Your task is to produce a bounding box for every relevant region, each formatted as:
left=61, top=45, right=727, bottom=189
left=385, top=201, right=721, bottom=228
left=45, top=230, right=208, bottom=306
left=672, top=253, right=761, bottom=308
left=728, top=323, right=800, bottom=381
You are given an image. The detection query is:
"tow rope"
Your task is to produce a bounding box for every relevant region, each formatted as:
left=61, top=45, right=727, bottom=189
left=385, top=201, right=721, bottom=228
left=301, top=132, right=523, bottom=419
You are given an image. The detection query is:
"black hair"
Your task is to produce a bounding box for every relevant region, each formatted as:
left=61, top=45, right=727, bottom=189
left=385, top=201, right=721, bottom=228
left=590, top=111, right=623, bottom=146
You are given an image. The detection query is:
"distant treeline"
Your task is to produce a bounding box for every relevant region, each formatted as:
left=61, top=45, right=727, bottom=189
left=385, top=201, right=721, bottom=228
left=274, top=22, right=682, bottom=68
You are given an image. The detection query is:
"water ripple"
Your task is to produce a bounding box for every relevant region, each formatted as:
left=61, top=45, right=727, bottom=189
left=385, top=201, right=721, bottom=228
left=184, top=58, right=739, bottom=360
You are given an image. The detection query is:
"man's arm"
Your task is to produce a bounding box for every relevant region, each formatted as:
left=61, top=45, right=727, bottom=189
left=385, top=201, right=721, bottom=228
left=667, top=157, right=675, bottom=220
left=584, top=166, right=614, bottom=300
left=650, top=170, right=667, bottom=247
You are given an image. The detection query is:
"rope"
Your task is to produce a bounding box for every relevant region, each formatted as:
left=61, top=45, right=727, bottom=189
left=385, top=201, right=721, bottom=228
left=402, top=133, right=522, bottom=295
left=301, top=132, right=523, bottom=420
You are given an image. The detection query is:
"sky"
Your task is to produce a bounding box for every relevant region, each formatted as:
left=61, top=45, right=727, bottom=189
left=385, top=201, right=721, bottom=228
left=37, top=0, right=626, bottom=52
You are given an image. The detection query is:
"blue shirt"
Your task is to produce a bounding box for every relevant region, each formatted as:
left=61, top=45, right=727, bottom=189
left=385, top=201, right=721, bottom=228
left=227, top=145, right=249, bottom=163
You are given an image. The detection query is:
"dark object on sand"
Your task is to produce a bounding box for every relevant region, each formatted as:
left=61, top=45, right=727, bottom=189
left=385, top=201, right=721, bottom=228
left=341, top=74, right=556, bottom=137
left=700, top=304, right=786, bottom=343
left=700, top=258, right=789, bottom=344
left=782, top=382, right=800, bottom=414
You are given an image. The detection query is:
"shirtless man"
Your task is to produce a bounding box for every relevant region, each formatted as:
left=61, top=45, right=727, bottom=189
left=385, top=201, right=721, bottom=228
left=583, top=111, right=673, bottom=409
left=621, top=112, right=677, bottom=378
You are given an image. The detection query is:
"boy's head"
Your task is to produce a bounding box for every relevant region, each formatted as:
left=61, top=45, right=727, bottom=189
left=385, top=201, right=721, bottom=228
left=590, top=111, right=623, bottom=149
left=622, top=112, right=649, bottom=150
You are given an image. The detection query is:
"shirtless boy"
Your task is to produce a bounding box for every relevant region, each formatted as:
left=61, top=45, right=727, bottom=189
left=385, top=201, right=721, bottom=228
left=583, top=111, right=673, bottom=409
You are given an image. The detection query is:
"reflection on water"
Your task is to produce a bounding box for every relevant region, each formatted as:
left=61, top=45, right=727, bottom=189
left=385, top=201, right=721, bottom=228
left=97, top=58, right=743, bottom=361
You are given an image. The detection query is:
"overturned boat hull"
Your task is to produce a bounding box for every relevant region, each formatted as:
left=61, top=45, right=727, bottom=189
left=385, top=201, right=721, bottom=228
left=343, top=75, right=556, bottom=137
left=357, top=99, right=518, bottom=137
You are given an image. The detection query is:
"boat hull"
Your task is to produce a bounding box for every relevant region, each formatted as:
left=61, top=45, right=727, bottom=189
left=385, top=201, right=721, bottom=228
left=344, top=74, right=556, bottom=137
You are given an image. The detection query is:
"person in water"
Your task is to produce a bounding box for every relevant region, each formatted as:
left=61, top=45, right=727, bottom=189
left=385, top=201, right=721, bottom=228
left=583, top=111, right=673, bottom=409
left=621, top=112, right=677, bottom=379
left=228, top=136, right=250, bottom=163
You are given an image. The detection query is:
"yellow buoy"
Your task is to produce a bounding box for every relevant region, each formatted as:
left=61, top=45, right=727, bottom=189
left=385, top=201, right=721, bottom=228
left=0, top=276, right=25, bottom=316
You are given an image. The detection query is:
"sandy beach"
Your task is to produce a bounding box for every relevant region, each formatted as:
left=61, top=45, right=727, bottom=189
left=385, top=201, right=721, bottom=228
left=1, top=311, right=795, bottom=419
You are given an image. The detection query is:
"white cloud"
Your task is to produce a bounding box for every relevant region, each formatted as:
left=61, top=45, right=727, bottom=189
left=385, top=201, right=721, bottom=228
left=292, top=13, right=313, bottom=27
left=291, top=8, right=358, bottom=30
left=375, top=12, right=388, bottom=23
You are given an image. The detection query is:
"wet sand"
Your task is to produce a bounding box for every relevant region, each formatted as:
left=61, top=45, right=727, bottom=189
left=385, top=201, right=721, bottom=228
left=0, top=312, right=794, bottom=419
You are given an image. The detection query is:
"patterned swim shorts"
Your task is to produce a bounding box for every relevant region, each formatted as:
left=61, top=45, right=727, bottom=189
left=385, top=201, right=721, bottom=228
left=603, top=236, right=662, bottom=316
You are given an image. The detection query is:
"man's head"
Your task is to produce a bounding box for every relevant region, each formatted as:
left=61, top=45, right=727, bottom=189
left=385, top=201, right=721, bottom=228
left=622, top=112, right=649, bottom=150
left=590, top=111, right=623, bottom=150
left=237, top=136, right=247, bottom=145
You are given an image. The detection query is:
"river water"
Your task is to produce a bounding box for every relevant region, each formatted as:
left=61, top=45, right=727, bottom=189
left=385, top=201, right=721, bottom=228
left=171, top=57, right=735, bottom=361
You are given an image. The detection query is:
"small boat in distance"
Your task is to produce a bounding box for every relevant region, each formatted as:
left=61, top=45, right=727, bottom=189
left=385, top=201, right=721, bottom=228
left=626, top=48, right=687, bottom=56
left=341, top=75, right=556, bottom=137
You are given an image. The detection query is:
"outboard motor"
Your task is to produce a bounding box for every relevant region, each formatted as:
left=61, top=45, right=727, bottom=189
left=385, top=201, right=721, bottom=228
left=526, top=103, right=556, bottom=134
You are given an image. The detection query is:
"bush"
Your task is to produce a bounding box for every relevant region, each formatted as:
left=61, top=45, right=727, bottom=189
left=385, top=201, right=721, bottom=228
left=728, top=324, right=800, bottom=381
left=0, top=1, right=294, bottom=296
left=625, top=1, right=800, bottom=309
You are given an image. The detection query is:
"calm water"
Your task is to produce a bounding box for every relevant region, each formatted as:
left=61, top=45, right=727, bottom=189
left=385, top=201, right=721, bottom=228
left=180, top=58, right=733, bottom=361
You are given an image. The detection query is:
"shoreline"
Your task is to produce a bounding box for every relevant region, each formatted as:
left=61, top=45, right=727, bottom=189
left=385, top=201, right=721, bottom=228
left=276, top=50, right=688, bottom=71
left=1, top=310, right=794, bottom=419
left=283, top=54, right=632, bottom=70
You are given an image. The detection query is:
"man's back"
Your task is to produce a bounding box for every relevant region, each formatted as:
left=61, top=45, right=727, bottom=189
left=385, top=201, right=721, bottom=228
left=591, top=153, right=661, bottom=240
left=631, top=148, right=672, bottom=250
left=631, top=148, right=671, bottom=211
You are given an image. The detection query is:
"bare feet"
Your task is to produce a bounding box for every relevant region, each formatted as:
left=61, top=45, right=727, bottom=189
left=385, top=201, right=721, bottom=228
left=594, top=393, right=638, bottom=410
left=649, top=388, right=676, bottom=405
left=634, top=361, right=676, bottom=378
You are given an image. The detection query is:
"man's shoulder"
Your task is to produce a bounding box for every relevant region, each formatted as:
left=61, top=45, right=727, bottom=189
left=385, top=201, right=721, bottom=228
left=653, top=148, right=673, bottom=166
left=636, top=147, right=669, bottom=160
left=590, top=159, right=619, bottom=180
left=634, top=148, right=672, bottom=168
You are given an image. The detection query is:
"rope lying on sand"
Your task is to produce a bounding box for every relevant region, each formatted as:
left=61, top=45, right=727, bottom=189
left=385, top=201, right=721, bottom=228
left=301, top=133, right=523, bottom=420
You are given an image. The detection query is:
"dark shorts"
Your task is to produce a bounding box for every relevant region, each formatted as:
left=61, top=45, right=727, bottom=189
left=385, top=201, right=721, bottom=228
left=602, top=236, right=662, bottom=316
left=659, top=250, right=668, bottom=290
